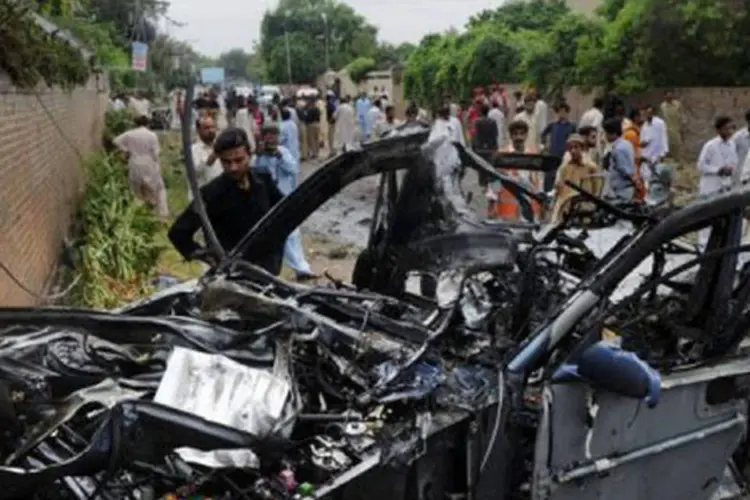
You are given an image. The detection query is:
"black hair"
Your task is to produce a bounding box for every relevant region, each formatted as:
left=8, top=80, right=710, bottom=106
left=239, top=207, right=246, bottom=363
left=436, top=105, right=450, bottom=119
left=715, top=115, right=733, bottom=130
left=374, top=99, right=382, bottom=108
left=262, top=124, right=280, bottom=136
left=134, top=115, right=150, bottom=127
left=508, top=120, right=529, bottom=134
left=555, top=102, right=570, bottom=112
left=406, top=103, right=418, bottom=117
left=745, top=109, right=750, bottom=122
left=603, top=117, right=622, bottom=136
left=213, top=127, right=251, bottom=154
left=491, top=100, right=499, bottom=108
left=578, top=125, right=596, bottom=137
left=480, top=104, right=490, bottom=117
left=593, top=97, right=604, bottom=109
left=194, top=115, right=213, bottom=129
left=628, top=107, right=641, bottom=120
left=280, top=107, right=291, bottom=120
left=385, top=104, right=394, bottom=113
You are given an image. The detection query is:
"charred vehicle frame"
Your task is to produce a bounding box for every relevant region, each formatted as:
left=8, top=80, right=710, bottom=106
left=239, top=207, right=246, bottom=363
left=1, top=119, right=750, bottom=500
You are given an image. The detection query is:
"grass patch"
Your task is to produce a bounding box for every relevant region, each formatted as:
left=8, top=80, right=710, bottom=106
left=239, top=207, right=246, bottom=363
left=156, top=131, right=204, bottom=281
left=71, top=152, right=163, bottom=308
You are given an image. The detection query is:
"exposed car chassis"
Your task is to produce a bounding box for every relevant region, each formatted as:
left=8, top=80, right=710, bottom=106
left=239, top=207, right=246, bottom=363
left=1, top=126, right=750, bottom=500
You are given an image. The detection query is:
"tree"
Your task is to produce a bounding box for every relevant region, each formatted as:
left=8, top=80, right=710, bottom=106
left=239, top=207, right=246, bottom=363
left=345, top=56, right=376, bottom=83
left=405, top=0, right=750, bottom=105
left=217, top=48, right=252, bottom=79
left=467, top=0, right=569, bottom=32
left=375, top=42, right=416, bottom=69
left=260, top=0, right=379, bottom=83
left=405, top=0, right=579, bottom=105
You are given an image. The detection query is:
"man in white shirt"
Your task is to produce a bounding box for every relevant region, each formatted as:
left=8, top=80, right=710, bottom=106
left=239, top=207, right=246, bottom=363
left=513, top=94, right=540, bottom=151
left=697, top=115, right=738, bottom=196
left=127, top=91, right=150, bottom=120
left=533, top=91, right=548, bottom=140
left=373, top=105, right=400, bottom=139
left=640, top=104, right=669, bottom=165
left=449, top=109, right=466, bottom=146
left=697, top=116, right=738, bottom=248
left=109, top=94, right=125, bottom=111
left=429, top=105, right=464, bottom=145
left=488, top=100, right=506, bottom=149
left=113, top=115, right=167, bottom=220
left=732, top=110, right=750, bottom=182
left=367, top=99, right=385, bottom=140
left=233, top=96, right=257, bottom=152
left=188, top=115, right=222, bottom=202
left=579, top=97, right=604, bottom=129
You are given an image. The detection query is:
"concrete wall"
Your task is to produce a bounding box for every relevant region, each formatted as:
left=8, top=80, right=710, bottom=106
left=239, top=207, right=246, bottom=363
left=317, top=68, right=406, bottom=118
left=0, top=73, right=108, bottom=306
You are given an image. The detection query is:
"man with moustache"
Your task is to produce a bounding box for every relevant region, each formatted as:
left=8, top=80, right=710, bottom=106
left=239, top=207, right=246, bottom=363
left=168, top=127, right=284, bottom=273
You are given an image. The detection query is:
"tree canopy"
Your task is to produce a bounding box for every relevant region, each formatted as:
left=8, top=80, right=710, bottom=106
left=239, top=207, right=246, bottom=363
left=404, top=0, right=750, bottom=107
left=80, top=0, right=204, bottom=91
left=259, top=0, right=414, bottom=84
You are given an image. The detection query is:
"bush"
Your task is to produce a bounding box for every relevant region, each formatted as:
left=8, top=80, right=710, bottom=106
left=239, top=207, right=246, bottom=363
left=345, top=57, right=377, bottom=83
left=103, top=108, right=132, bottom=150
left=73, top=152, right=164, bottom=308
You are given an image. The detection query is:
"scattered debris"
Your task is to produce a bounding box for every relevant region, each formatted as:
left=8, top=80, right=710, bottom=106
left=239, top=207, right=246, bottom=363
left=2, top=127, right=750, bottom=499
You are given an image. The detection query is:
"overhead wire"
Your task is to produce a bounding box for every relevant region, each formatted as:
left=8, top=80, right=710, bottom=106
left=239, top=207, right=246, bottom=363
left=1, top=0, right=159, bottom=302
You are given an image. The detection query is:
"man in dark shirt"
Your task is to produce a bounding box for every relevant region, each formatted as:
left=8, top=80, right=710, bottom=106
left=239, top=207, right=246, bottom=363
left=326, top=91, right=337, bottom=156
left=305, top=100, right=321, bottom=160
left=168, top=127, right=285, bottom=274
left=471, top=104, right=499, bottom=190
left=541, top=102, right=577, bottom=190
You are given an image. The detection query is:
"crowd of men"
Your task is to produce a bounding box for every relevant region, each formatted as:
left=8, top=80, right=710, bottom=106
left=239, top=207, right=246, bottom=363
left=108, top=80, right=750, bottom=279
left=427, top=87, right=699, bottom=224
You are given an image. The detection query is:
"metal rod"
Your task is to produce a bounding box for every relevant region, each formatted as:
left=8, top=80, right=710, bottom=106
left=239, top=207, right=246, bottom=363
left=555, top=414, right=745, bottom=483
left=180, top=78, right=226, bottom=260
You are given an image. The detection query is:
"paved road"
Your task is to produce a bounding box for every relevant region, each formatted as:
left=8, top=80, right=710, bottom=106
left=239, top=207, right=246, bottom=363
left=298, top=156, right=488, bottom=248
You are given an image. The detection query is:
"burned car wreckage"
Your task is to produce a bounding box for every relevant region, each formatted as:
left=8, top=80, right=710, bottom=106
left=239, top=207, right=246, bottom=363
left=3, top=124, right=750, bottom=500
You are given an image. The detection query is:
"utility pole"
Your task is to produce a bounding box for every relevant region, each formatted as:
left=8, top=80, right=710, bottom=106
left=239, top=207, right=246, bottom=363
left=284, top=30, right=293, bottom=84
left=321, top=13, right=329, bottom=70
left=283, top=11, right=293, bottom=84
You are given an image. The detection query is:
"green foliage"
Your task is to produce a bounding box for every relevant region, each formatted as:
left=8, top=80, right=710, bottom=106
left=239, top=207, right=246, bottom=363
left=345, top=56, right=376, bottom=83
left=374, top=42, right=416, bottom=69
left=0, top=3, right=90, bottom=89
left=102, top=108, right=132, bottom=149
left=405, top=0, right=750, bottom=104
left=74, top=151, right=163, bottom=309
left=52, top=18, right=128, bottom=68
left=260, top=0, right=379, bottom=83
left=404, top=0, right=577, bottom=104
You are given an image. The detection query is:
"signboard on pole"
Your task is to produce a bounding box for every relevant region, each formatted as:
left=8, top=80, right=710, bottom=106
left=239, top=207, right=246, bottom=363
left=131, top=42, right=148, bottom=72
left=200, top=67, right=225, bottom=85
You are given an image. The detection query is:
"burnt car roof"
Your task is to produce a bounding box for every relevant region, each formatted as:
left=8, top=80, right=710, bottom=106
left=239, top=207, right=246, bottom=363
left=492, top=152, right=562, bottom=173
left=216, top=127, right=541, bottom=274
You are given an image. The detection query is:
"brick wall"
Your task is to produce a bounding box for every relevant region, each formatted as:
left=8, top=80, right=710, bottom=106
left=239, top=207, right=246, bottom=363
left=0, top=72, right=108, bottom=306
